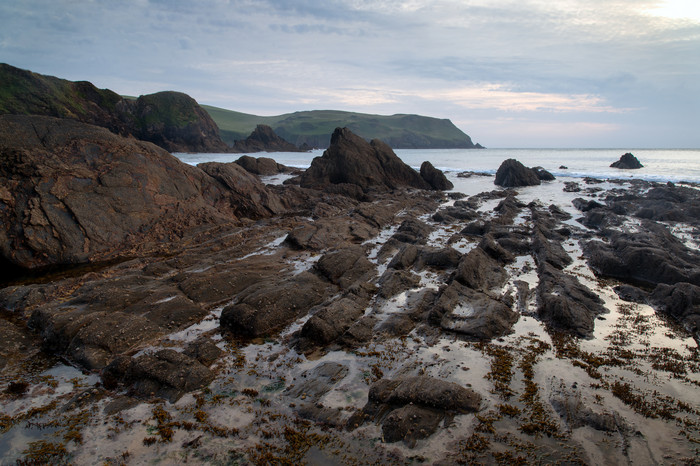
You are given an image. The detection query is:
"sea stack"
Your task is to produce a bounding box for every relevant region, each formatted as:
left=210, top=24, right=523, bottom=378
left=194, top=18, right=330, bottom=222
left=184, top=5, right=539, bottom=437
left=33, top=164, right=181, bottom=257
left=610, top=152, right=643, bottom=169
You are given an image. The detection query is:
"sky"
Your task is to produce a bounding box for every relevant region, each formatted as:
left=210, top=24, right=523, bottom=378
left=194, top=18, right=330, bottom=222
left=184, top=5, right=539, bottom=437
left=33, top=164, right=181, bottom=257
left=1, top=0, right=699, bottom=148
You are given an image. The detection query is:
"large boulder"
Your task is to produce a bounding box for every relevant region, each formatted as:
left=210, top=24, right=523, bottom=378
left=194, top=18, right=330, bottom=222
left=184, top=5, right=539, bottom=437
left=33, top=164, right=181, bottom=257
left=234, top=155, right=291, bottom=175
left=299, top=127, right=430, bottom=192
left=494, top=159, right=541, bottom=187
left=420, top=161, right=454, bottom=190
left=650, top=282, right=700, bottom=339
left=610, top=152, right=643, bottom=169
left=0, top=115, right=235, bottom=270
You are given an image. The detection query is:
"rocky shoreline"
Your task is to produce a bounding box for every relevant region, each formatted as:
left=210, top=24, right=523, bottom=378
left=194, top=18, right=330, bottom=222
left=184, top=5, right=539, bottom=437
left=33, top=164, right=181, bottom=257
left=0, top=117, right=698, bottom=464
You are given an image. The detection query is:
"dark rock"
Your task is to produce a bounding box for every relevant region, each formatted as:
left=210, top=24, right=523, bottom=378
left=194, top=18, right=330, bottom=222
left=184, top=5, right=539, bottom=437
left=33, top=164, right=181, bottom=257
left=382, top=405, right=443, bottom=446
left=388, top=244, right=420, bottom=270
left=478, top=235, right=515, bottom=264
left=564, top=182, right=581, bottom=193
left=286, top=362, right=348, bottom=403
left=300, top=127, right=430, bottom=192
left=234, top=155, right=291, bottom=175
left=103, top=349, right=213, bottom=402
left=434, top=282, right=518, bottom=340
left=127, top=91, right=230, bottom=153
left=610, top=153, right=643, bottom=169
left=455, top=248, right=509, bottom=292
left=315, top=246, right=376, bottom=289
left=378, top=269, right=422, bottom=299
left=432, top=206, right=478, bottom=223
left=416, top=246, right=462, bottom=269
left=219, top=271, right=334, bottom=338
left=559, top=166, right=568, bottom=170
left=420, top=161, right=454, bottom=190
left=297, top=297, right=368, bottom=352
left=613, top=285, right=649, bottom=304
left=30, top=307, right=163, bottom=371
left=650, top=282, right=700, bottom=339
left=0, top=115, right=235, bottom=269
left=532, top=166, right=555, bottom=181
left=368, top=376, right=481, bottom=413
left=461, top=220, right=491, bottom=237
left=198, top=162, right=286, bottom=218
left=532, top=228, right=572, bottom=270
left=184, top=337, right=223, bottom=367
left=537, top=263, right=607, bottom=337
left=377, top=314, right=416, bottom=338
left=392, top=219, right=433, bottom=245
left=494, top=159, right=541, bottom=187
left=583, top=226, right=700, bottom=287
left=232, top=124, right=302, bottom=153
left=572, top=198, right=605, bottom=212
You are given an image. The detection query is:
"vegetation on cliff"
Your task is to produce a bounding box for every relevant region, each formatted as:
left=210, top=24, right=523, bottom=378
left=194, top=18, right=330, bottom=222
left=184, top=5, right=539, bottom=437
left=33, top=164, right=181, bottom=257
left=203, top=105, right=481, bottom=149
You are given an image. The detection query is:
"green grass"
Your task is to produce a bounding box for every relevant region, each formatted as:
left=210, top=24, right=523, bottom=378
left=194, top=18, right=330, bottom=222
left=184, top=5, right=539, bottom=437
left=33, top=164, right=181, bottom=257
left=202, top=106, right=476, bottom=148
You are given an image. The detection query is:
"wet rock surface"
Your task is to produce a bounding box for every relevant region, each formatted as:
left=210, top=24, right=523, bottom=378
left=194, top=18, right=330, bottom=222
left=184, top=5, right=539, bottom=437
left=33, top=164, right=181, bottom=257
left=494, top=158, right=542, bottom=187
left=1, top=124, right=699, bottom=465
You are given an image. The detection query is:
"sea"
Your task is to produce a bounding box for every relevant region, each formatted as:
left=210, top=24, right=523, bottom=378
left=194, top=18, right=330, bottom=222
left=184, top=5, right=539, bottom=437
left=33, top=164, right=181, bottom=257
left=175, top=148, right=700, bottom=185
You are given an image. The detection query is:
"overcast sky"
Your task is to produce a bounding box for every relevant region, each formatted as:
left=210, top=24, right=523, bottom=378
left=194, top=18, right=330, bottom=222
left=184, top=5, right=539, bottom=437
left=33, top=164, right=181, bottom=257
left=1, top=0, right=699, bottom=147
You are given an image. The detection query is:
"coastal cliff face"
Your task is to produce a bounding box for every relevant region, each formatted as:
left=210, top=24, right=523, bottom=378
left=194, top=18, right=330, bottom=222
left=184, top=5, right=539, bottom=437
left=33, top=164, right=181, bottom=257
left=0, top=115, right=284, bottom=270
left=0, top=64, right=229, bottom=153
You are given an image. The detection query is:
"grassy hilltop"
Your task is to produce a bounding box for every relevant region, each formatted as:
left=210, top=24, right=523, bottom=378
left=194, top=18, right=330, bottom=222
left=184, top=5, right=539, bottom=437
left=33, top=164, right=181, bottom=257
left=203, top=105, right=479, bottom=149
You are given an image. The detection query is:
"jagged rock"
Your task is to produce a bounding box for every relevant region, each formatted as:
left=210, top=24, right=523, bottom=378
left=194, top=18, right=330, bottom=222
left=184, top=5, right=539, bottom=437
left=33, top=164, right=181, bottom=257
left=103, top=349, right=213, bottom=402
left=416, top=246, right=462, bottom=269
left=0, top=115, right=242, bottom=270
left=420, top=161, right=454, bottom=190
left=537, top=263, right=607, bottom=337
left=455, top=247, right=509, bottom=292
left=583, top=225, right=700, bottom=287
left=434, top=282, right=518, bottom=340
left=314, top=246, right=376, bottom=289
left=610, top=152, right=643, bottom=169
left=198, top=162, right=286, bottom=218
left=234, top=155, right=291, bottom=175
left=296, top=297, right=368, bottom=352
left=392, top=218, right=433, bottom=245
left=232, top=124, right=302, bottom=153
left=494, top=159, right=541, bottom=187
left=532, top=166, right=556, bottom=181
left=532, top=228, right=572, bottom=270
left=219, top=271, right=334, bottom=338
left=432, top=205, right=478, bottom=223
left=650, top=282, right=700, bottom=339
left=300, top=127, right=430, bottom=192
left=0, top=65, right=229, bottom=152
left=378, top=269, right=422, bottom=299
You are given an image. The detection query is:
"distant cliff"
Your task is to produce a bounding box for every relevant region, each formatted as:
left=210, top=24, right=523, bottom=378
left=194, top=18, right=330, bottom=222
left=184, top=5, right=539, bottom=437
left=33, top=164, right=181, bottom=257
left=0, top=63, right=228, bottom=153
left=204, top=107, right=483, bottom=150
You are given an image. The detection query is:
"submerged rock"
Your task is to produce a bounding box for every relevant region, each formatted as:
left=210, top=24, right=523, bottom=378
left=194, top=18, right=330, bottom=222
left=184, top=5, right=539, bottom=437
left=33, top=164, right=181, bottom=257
left=610, top=152, right=643, bottom=169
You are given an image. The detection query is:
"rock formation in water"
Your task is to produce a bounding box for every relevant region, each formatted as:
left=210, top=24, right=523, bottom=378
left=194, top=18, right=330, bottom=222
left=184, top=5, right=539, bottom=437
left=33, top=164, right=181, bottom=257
left=610, top=152, right=643, bottom=169
left=231, top=124, right=303, bottom=153
left=494, top=159, right=542, bottom=187
left=300, top=127, right=432, bottom=192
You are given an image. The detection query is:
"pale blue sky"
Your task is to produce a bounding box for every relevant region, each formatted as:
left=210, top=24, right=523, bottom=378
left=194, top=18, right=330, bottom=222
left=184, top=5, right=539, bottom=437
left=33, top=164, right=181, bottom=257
left=1, top=0, right=699, bottom=147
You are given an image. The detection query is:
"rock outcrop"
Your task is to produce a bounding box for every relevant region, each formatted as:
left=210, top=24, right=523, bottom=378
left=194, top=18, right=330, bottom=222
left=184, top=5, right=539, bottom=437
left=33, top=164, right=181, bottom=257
left=231, top=124, right=302, bottom=153
left=0, top=114, right=282, bottom=270
left=420, top=161, right=454, bottom=190
left=234, top=155, right=292, bottom=176
left=494, top=159, right=542, bottom=187
left=0, top=64, right=229, bottom=153
left=610, top=152, right=643, bottom=169
left=299, top=127, right=430, bottom=192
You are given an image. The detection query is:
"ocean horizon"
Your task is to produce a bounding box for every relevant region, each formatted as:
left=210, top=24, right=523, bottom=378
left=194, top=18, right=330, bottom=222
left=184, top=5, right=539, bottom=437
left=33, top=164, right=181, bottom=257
left=175, top=148, right=700, bottom=185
